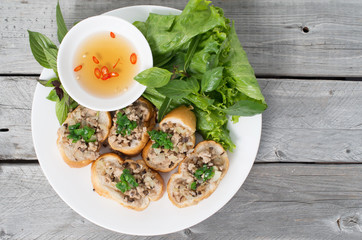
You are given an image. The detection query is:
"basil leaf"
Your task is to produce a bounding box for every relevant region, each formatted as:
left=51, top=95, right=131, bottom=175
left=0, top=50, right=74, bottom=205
left=186, top=93, right=214, bottom=109
left=222, top=99, right=267, bottom=116
left=55, top=96, right=69, bottom=124
left=156, top=80, right=196, bottom=100
left=188, top=76, right=200, bottom=93
left=56, top=1, right=68, bottom=43
left=69, top=98, right=78, bottom=110
left=134, top=67, right=172, bottom=88
left=184, top=35, right=201, bottom=71
left=44, top=47, right=58, bottom=74
left=201, top=67, right=224, bottom=93
left=27, top=30, right=57, bottom=69
left=157, top=96, right=172, bottom=122
left=46, top=89, right=59, bottom=102
left=37, top=77, right=59, bottom=87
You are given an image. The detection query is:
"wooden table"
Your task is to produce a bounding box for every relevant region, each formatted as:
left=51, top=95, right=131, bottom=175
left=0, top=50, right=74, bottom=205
left=2, top=0, right=362, bottom=238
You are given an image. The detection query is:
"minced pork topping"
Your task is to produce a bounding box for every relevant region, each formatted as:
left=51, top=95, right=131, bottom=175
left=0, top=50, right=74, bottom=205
left=58, top=106, right=106, bottom=161
left=147, top=121, right=194, bottom=169
left=108, top=100, right=150, bottom=148
left=172, top=146, right=225, bottom=203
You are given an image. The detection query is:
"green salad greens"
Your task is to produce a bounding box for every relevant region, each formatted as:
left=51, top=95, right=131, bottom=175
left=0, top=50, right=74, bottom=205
left=134, top=0, right=267, bottom=151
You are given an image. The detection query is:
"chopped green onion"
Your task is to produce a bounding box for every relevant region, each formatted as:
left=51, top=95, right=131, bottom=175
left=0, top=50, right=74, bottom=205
left=148, top=130, right=173, bottom=149
left=116, top=112, right=137, bottom=136
left=194, top=164, right=215, bottom=182
left=116, top=169, right=139, bottom=193
left=67, top=123, right=96, bottom=143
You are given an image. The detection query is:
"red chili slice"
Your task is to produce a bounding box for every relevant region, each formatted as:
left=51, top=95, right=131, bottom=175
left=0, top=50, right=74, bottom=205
left=74, top=65, right=82, bottom=72
left=110, top=32, right=115, bottom=38
left=130, top=53, right=137, bottom=64
left=110, top=72, right=119, bottom=77
left=101, top=73, right=111, bottom=80
left=101, top=66, right=109, bottom=76
left=94, top=68, right=101, bottom=79
left=113, top=58, right=120, bottom=69
left=93, top=56, right=99, bottom=64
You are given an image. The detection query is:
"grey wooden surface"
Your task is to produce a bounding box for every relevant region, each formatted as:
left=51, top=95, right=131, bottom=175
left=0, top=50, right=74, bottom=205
left=2, top=0, right=362, bottom=77
left=1, top=0, right=362, bottom=239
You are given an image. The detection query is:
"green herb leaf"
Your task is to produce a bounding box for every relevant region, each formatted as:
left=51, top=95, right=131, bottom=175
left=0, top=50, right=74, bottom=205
left=46, top=89, right=59, bottom=102
left=156, top=80, right=196, bottom=100
left=67, top=123, right=96, bottom=143
left=28, top=30, right=57, bottom=69
left=116, top=169, right=139, bottom=193
left=203, top=166, right=215, bottom=181
left=134, top=67, right=172, bottom=88
left=157, top=96, right=172, bottom=122
left=38, top=77, right=59, bottom=87
left=69, top=98, right=79, bottom=110
left=184, top=35, right=201, bottom=71
left=56, top=1, right=68, bottom=43
left=186, top=93, right=214, bottom=109
left=44, top=47, right=58, bottom=75
left=194, top=164, right=215, bottom=182
left=69, top=123, right=80, bottom=130
left=148, top=130, right=173, bottom=149
left=55, top=96, right=68, bottom=125
left=116, top=112, right=138, bottom=136
left=190, top=181, right=197, bottom=190
left=201, top=67, right=224, bottom=93
left=222, top=99, right=267, bottom=116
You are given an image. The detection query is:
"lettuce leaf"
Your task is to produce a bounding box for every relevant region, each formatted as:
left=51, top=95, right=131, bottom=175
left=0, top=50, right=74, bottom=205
left=134, top=0, right=225, bottom=66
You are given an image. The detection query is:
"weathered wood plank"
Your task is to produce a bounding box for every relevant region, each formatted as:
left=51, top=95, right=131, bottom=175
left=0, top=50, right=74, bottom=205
left=257, top=78, right=362, bottom=162
left=1, top=163, right=362, bottom=239
left=1, top=0, right=362, bottom=77
left=0, top=76, right=36, bottom=160
left=2, top=76, right=362, bottom=162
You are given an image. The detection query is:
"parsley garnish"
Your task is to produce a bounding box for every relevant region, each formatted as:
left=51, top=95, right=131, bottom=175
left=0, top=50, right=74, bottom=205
left=115, top=169, right=139, bottom=193
left=148, top=130, right=173, bottom=149
left=67, top=123, right=96, bottom=143
left=116, top=112, right=137, bottom=136
left=194, top=165, right=215, bottom=182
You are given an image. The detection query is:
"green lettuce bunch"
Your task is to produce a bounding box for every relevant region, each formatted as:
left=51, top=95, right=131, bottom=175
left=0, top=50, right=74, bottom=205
left=134, top=0, right=267, bottom=151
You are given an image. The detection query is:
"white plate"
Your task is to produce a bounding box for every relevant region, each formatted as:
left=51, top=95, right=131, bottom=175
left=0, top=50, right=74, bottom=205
left=31, top=5, right=262, bottom=236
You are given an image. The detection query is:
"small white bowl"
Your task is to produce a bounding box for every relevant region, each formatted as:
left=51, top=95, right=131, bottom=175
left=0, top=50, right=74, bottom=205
left=57, top=15, right=152, bottom=111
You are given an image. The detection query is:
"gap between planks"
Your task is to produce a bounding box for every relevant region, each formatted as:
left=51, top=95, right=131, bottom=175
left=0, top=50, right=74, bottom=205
left=2, top=73, right=362, bottom=82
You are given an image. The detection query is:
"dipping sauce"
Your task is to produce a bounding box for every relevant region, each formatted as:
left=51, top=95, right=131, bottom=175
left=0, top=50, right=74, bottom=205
left=73, top=32, right=139, bottom=98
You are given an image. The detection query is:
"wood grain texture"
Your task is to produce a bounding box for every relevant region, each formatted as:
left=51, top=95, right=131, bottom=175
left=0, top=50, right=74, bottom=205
left=1, top=163, right=362, bottom=239
left=2, top=76, right=362, bottom=163
left=1, top=0, right=362, bottom=77
left=257, top=78, right=362, bottom=162
left=0, top=76, right=36, bottom=160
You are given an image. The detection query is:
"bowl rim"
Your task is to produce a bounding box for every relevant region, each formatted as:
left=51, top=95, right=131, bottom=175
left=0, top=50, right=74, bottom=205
left=57, top=15, right=152, bottom=111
